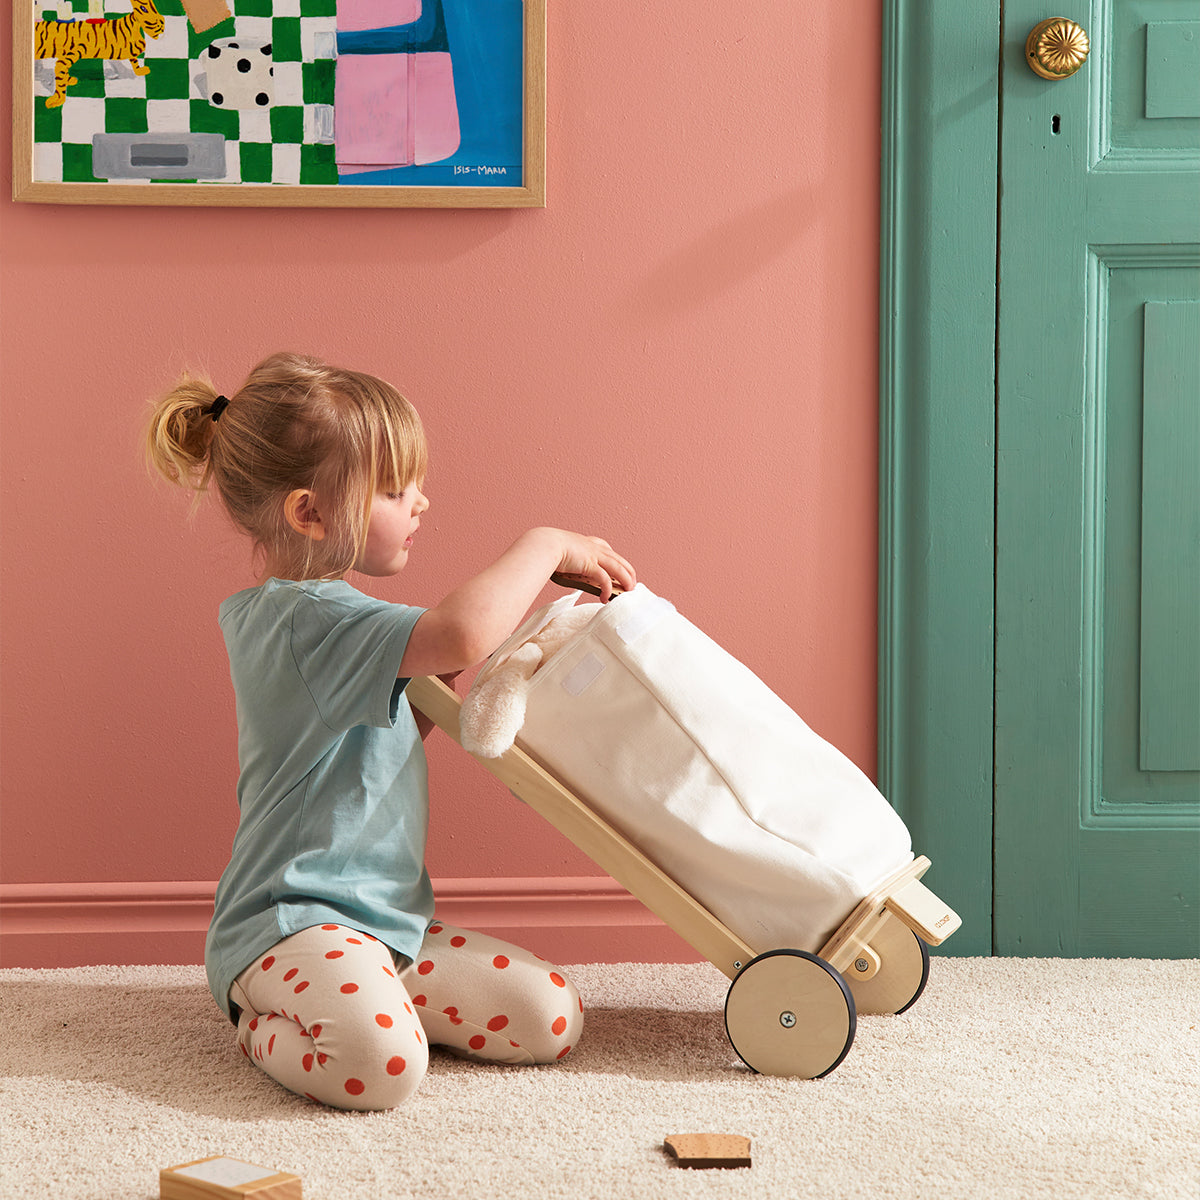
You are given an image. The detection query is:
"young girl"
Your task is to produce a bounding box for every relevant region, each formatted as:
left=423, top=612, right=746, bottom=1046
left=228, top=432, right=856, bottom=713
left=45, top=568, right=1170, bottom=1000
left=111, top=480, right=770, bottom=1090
left=146, top=351, right=636, bottom=1111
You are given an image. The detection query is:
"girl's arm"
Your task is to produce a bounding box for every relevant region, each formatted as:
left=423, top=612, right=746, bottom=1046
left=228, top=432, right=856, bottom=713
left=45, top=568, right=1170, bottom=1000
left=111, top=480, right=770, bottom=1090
left=398, top=527, right=636, bottom=679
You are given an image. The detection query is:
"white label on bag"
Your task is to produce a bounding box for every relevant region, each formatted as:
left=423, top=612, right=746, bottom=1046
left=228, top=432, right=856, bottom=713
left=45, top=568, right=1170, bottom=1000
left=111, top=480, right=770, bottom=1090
left=614, top=593, right=674, bottom=645
left=562, top=653, right=605, bottom=696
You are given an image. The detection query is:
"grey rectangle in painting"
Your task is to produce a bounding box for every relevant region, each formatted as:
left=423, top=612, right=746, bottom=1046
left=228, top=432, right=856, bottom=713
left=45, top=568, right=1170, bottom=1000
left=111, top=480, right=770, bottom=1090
left=91, top=133, right=227, bottom=180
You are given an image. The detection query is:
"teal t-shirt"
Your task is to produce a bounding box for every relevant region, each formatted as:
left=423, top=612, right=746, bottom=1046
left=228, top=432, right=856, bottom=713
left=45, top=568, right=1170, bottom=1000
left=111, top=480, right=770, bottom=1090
left=205, top=578, right=432, bottom=1020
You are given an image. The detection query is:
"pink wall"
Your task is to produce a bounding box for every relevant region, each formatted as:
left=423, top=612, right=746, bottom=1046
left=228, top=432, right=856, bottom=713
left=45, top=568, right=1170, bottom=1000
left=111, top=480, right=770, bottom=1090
left=0, top=4, right=881, bottom=965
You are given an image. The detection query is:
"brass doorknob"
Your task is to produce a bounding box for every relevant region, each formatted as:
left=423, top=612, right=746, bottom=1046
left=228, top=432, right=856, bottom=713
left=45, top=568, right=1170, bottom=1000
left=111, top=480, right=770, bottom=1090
left=1025, top=18, right=1090, bottom=79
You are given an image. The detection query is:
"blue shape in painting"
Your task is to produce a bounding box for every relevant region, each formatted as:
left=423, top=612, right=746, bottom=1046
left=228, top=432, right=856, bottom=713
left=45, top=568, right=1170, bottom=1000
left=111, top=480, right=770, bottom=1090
left=339, top=0, right=523, bottom=187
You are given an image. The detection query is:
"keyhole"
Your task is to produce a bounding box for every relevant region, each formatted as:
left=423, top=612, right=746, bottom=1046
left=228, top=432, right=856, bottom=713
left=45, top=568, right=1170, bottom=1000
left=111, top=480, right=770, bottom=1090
left=1052, top=114, right=1061, bottom=135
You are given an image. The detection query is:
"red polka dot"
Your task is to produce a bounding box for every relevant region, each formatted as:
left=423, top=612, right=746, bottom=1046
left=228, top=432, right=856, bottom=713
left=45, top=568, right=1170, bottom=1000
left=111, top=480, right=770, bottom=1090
left=248, top=1017, right=259, bottom=1032
left=284, top=968, right=299, bottom=982
left=261, top=956, right=275, bottom=971
left=412, top=995, right=427, bottom=1007
left=346, top=937, right=363, bottom=945
left=376, top=1013, right=393, bottom=1028
left=444, top=1007, right=463, bottom=1026
left=428, top=924, right=444, bottom=935
left=322, top=924, right=339, bottom=931
left=341, top=983, right=359, bottom=994
left=415, top=1029, right=423, bottom=1044
left=468, top=1035, right=486, bottom=1051
left=383, top=966, right=395, bottom=978
left=302, top=1053, right=313, bottom=1072
left=551, top=1016, right=567, bottom=1036
left=487, top=1015, right=509, bottom=1032
left=550, top=973, right=566, bottom=988
left=557, top=1045, right=572, bottom=1060
left=450, top=936, right=466, bottom=947
left=267, top=1034, right=276, bottom=1055
left=311, top=1024, right=322, bottom=1039
left=387, top=1056, right=407, bottom=1076
left=318, top=1052, right=328, bottom=1066
left=493, top=955, right=510, bottom=969
left=417, top=960, right=434, bottom=975
left=325, top=950, right=344, bottom=959
left=404, top=1002, right=412, bottom=1015
left=345, top=1078, right=365, bottom=1096
left=294, top=980, right=309, bottom=994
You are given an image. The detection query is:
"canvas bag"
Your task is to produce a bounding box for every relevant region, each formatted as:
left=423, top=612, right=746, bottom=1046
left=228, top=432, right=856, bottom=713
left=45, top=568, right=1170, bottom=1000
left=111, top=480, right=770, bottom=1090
left=470, top=585, right=914, bottom=955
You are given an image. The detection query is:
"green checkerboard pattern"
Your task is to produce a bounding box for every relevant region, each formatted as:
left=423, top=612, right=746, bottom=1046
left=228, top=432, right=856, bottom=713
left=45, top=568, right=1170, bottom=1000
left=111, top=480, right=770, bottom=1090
left=32, top=1, right=338, bottom=185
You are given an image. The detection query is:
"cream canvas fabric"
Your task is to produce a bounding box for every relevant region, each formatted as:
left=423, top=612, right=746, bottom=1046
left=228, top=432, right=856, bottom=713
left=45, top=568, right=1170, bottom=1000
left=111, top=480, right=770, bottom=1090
left=463, top=585, right=914, bottom=954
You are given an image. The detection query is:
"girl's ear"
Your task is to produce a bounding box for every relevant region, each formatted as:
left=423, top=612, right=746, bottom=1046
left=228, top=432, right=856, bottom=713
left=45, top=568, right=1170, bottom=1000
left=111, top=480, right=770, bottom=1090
left=283, top=489, right=326, bottom=541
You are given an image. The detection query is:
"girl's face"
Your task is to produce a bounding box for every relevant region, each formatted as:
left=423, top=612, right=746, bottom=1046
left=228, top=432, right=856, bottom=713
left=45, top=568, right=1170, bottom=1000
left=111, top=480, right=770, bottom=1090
left=355, top=483, right=429, bottom=577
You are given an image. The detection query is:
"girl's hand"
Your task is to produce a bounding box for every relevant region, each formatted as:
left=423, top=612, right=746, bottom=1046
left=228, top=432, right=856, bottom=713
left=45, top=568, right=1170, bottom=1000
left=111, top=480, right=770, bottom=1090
left=398, top=527, right=637, bottom=678
left=549, top=530, right=637, bottom=603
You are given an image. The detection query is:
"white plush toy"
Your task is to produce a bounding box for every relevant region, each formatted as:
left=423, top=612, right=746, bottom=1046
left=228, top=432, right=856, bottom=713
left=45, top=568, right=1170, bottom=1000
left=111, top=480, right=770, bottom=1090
left=459, top=602, right=601, bottom=758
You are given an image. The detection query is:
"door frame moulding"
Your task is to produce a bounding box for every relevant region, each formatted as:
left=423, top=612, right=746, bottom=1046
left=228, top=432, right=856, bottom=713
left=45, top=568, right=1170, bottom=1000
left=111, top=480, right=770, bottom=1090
left=877, top=1, right=1001, bottom=955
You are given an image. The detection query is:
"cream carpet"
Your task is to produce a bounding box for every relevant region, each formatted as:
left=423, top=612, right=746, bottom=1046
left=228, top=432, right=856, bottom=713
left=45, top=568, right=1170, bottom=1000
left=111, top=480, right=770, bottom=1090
left=1, top=957, right=1196, bottom=1199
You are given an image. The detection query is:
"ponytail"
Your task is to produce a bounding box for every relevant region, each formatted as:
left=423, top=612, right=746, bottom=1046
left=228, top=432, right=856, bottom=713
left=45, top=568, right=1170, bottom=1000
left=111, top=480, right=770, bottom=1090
left=145, top=374, right=225, bottom=493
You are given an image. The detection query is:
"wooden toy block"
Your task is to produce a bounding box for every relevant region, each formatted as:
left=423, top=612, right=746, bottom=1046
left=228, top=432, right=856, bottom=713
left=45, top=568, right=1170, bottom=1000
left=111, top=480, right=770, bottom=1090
left=664, top=1134, right=752, bottom=1169
left=160, top=1157, right=301, bottom=1200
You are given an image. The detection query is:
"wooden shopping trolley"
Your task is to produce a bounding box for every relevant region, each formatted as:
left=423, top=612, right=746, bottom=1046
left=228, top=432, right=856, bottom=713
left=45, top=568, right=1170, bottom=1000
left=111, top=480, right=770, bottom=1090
left=408, top=667, right=961, bottom=1080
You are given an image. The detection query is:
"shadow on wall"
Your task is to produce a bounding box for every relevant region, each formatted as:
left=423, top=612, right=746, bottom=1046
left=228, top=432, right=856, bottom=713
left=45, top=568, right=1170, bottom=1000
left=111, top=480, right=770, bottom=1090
left=624, top=186, right=816, bottom=322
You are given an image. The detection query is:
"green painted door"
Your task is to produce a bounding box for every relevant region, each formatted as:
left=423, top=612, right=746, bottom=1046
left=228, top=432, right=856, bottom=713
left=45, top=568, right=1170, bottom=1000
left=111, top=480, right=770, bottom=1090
left=995, top=2, right=1200, bottom=954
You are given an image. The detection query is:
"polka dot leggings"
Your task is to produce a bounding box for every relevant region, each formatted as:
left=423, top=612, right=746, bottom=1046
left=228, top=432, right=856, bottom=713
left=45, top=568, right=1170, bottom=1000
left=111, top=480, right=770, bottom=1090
left=228, top=921, right=584, bottom=1111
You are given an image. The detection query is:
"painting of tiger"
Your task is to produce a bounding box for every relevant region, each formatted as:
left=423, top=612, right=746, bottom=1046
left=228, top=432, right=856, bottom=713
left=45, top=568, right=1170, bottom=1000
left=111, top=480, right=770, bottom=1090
left=35, top=0, right=166, bottom=108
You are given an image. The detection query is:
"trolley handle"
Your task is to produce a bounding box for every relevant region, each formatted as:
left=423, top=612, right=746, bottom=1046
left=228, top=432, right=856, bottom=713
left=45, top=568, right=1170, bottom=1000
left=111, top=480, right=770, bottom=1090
left=550, top=571, right=626, bottom=601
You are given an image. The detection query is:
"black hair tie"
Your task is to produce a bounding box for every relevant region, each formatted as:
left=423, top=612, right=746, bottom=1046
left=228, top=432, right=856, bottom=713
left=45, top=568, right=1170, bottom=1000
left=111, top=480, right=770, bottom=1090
left=209, top=395, right=231, bottom=423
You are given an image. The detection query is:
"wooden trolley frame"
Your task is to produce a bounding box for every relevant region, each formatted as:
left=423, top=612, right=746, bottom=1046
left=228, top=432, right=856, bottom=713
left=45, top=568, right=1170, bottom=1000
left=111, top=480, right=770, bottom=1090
left=409, top=674, right=961, bottom=1077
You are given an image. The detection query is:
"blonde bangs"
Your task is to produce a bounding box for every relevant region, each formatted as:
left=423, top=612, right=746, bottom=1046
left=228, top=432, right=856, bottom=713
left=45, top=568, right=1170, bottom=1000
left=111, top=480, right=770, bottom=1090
left=372, top=394, right=428, bottom=495
left=336, top=376, right=428, bottom=572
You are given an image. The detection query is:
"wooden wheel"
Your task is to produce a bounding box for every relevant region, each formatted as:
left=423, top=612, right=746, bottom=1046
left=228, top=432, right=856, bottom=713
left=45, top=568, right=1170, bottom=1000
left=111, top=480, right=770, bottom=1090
left=723, top=950, right=856, bottom=1078
left=841, top=913, right=931, bottom=1016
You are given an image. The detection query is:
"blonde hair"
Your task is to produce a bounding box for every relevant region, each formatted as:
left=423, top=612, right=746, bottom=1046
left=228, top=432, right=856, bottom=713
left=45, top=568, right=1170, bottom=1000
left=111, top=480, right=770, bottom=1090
left=145, top=352, right=427, bottom=580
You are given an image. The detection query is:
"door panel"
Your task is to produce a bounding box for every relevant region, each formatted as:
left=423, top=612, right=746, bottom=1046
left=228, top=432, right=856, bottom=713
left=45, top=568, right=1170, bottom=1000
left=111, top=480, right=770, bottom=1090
left=1138, top=301, right=1200, bottom=772
left=995, top=1, right=1199, bottom=955
left=1099, top=278, right=1199, bottom=806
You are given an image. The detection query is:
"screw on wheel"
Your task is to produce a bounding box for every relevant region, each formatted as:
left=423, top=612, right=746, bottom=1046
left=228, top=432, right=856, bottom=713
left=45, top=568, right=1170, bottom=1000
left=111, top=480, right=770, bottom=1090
left=840, top=912, right=931, bottom=1016
left=723, top=949, right=856, bottom=1078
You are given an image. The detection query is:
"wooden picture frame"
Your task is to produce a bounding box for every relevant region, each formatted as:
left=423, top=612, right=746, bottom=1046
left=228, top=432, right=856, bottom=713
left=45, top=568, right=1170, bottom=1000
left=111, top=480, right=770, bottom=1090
left=12, top=0, right=545, bottom=207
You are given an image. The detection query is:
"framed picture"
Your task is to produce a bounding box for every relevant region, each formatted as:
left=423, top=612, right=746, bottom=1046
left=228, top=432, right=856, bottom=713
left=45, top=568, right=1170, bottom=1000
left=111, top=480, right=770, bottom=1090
left=11, top=0, right=545, bottom=207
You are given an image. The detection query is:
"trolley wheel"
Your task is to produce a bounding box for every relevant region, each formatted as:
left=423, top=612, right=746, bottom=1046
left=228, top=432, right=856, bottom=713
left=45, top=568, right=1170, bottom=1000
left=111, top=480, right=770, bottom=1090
left=841, top=915, right=930, bottom=1016
left=723, top=949, right=856, bottom=1078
